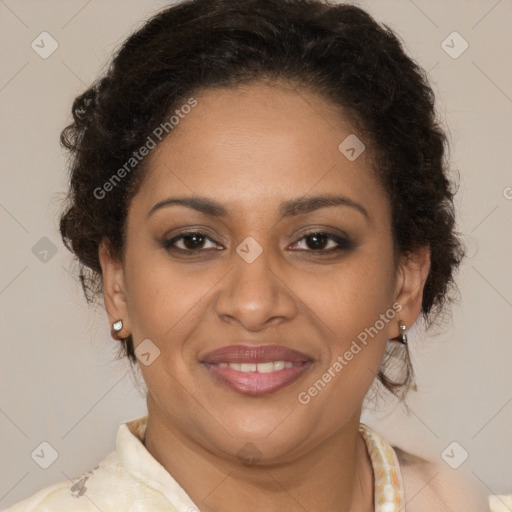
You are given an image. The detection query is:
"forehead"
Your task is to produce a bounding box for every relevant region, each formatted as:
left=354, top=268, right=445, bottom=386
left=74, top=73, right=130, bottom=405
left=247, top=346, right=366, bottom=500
left=131, top=80, right=388, bottom=220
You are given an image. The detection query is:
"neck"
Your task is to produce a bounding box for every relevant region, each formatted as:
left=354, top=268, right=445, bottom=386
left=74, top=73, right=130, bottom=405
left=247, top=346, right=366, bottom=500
left=143, top=395, right=374, bottom=512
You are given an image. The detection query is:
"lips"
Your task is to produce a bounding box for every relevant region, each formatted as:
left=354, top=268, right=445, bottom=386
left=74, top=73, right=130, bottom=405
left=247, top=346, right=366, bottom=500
left=201, top=344, right=314, bottom=396
left=201, top=344, right=312, bottom=364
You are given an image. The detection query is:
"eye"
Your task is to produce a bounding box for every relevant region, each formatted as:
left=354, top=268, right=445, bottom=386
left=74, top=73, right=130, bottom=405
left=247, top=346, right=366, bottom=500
left=163, top=231, right=221, bottom=252
left=290, top=231, right=353, bottom=253
left=163, top=230, right=353, bottom=255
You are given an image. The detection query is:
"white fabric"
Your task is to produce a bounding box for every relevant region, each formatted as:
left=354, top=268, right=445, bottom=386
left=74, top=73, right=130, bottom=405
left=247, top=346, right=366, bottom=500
left=2, top=416, right=198, bottom=511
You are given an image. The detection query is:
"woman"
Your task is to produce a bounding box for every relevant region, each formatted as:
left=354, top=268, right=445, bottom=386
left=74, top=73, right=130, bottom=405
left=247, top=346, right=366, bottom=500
left=3, top=0, right=491, bottom=510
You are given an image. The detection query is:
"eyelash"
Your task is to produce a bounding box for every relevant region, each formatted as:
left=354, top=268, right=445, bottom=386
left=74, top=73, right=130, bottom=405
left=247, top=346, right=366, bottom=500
left=162, top=230, right=354, bottom=255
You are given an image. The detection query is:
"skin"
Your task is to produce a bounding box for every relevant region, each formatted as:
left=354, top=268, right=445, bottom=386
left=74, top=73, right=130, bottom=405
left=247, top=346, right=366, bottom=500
left=99, top=80, right=437, bottom=511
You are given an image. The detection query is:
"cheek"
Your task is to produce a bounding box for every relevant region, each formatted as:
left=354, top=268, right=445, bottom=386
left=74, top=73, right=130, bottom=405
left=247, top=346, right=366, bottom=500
left=123, top=242, right=227, bottom=358
left=295, top=265, right=395, bottom=429
left=299, top=241, right=396, bottom=390
left=303, top=244, right=396, bottom=338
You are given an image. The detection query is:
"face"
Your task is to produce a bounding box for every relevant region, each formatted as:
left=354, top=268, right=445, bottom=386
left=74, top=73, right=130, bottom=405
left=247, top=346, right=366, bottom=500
left=100, top=80, right=429, bottom=463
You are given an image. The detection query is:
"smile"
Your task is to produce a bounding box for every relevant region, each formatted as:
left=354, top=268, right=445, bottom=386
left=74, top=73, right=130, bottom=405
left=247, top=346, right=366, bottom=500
left=201, top=344, right=314, bottom=395
left=218, top=361, right=296, bottom=372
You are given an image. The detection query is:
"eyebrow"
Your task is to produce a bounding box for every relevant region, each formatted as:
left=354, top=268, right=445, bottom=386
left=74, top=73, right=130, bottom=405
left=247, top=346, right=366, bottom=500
left=147, top=194, right=369, bottom=221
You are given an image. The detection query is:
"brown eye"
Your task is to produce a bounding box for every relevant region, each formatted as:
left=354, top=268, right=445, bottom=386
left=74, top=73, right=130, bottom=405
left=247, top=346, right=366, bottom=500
left=303, top=233, right=331, bottom=250
left=291, top=231, right=353, bottom=253
left=163, top=232, right=219, bottom=252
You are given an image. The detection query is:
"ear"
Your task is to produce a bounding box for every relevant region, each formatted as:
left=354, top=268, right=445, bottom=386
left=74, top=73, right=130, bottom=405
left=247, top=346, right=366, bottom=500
left=388, top=245, right=431, bottom=339
left=98, top=238, right=130, bottom=340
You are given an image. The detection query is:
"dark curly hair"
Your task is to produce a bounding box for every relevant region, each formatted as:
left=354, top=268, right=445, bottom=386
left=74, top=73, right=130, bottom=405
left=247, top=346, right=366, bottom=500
left=59, top=0, right=465, bottom=398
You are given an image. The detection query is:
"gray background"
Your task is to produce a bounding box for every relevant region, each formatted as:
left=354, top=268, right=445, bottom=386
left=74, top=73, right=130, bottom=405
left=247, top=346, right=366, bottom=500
left=1, top=0, right=511, bottom=508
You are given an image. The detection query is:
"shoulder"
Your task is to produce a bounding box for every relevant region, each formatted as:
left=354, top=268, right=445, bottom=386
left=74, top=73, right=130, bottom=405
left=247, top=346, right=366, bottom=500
left=1, top=452, right=121, bottom=511
left=394, top=446, right=489, bottom=512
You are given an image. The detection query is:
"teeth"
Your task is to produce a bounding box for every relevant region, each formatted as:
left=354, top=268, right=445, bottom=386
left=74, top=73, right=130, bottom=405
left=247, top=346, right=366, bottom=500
left=256, top=362, right=274, bottom=373
left=224, top=361, right=295, bottom=372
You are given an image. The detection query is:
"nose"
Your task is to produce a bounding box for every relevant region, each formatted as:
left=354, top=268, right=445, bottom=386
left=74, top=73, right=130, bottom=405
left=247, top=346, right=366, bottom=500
left=214, top=240, right=298, bottom=331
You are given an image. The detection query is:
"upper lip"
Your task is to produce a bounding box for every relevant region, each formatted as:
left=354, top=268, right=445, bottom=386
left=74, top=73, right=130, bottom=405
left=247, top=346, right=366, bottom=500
left=201, top=344, right=313, bottom=364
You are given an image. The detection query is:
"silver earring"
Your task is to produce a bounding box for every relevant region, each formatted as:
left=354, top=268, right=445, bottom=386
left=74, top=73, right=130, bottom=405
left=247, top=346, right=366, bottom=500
left=112, top=320, right=123, bottom=332
left=397, top=320, right=407, bottom=345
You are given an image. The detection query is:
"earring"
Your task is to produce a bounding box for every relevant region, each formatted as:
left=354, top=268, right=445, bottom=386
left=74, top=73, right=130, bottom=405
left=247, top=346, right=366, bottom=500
left=397, top=320, right=407, bottom=345
left=112, top=320, right=123, bottom=332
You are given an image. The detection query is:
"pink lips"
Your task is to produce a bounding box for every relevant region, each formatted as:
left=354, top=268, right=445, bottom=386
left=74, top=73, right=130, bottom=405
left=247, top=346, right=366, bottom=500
left=201, top=344, right=313, bottom=396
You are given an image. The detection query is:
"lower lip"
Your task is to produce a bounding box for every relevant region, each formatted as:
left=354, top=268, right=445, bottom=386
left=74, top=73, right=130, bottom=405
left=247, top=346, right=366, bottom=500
left=203, top=362, right=313, bottom=395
